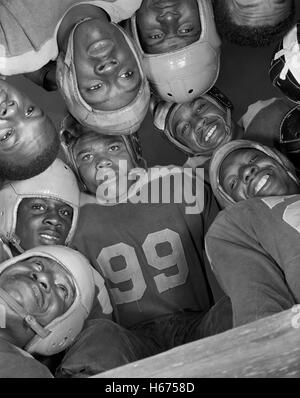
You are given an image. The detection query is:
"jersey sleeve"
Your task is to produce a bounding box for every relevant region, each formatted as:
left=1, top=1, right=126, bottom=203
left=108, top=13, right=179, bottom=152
left=0, top=341, right=53, bottom=378
left=91, top=268, right=113, bottom=315
left=205, top=198, right=297, bottom=327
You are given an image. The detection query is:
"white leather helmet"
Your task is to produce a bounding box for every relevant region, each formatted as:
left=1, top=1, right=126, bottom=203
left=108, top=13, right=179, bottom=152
left=209, top=139, right=299, bottom=208
left=0, top=159, right=80, bottom=249
left=56, top=18, right=150, bottom=135
left=0, top=245, right=95, bottom=355
left=130, top=0, right=221, bottom=103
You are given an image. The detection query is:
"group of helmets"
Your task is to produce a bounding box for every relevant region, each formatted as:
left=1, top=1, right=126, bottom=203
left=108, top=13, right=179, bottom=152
left=0, top=160, right=96, bottom=356
left=58, top=0, right=222, bottom=179
left=57, top=0, right=221, bottom=137
left=0, top=0, right=221, bottom=359
left=270, top=20, right=300, bottom=158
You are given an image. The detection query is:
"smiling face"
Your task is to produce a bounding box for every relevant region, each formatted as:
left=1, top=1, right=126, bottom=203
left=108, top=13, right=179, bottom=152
left=0, top=256, right=75, bottom=326
left=73, top=19, right=141, bottom=111
left=136, top=0, right=201, bottom=54
left=170, top=96, right=231, bottom=155
left=15, top=198, right=73, bottom=250
left=0, top=80, right=55, bottom=163
left=220, top=148, right=299, bottom=202
left=73, top=132, right=135, bottom=195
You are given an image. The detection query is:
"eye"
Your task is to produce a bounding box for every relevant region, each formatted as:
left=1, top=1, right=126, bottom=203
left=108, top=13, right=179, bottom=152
left=31, top=203, right=46, bottom=211
left=57, top=284, right=69, bottom=299
left=195, top=104, right=205, bottom=114
left=149, top=33, right=163, bottom=39
left=120, top=71, right=134, bottom=79
left=229, top=178, right=238, bottom=190
left=25, top=106, right=35, bottom=117
left=179, top=27, right=194, bottom=34
left=109, top=144, right=120, bottom=152
left=81, top=153, right=93, bottom=162
left=0, top=128, right=14, bottom=142
left=181, top=123, right=191, bottom=136
left=32, top=259, right=43, bottom=272
left=88, top=83, right=102, bottom=92
left=60, top=209, right=72, bottom=218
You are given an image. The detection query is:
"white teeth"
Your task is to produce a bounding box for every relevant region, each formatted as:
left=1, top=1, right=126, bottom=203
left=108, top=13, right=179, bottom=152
left=254, top=174, right=270, bottom=195
left=41, top=234, right=59, bottom=241
left=205, top=125, right=217, bottom=142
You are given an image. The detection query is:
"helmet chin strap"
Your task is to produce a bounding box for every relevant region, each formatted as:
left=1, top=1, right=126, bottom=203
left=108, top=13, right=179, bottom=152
left=0, top=288, right=51, bottom=339
left=8, top=234, right=25, bottom=255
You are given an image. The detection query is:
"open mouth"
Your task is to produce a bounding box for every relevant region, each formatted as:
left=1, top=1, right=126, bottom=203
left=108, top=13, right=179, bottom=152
left=204, top=125, right=218, bottom=143
left=40, top=231, right=62, bottom=244
left=254, top=174, right=270, bottom=195
left=249, top=172, right=272, bottom=197
left=199, top=122, right=226, bottom=149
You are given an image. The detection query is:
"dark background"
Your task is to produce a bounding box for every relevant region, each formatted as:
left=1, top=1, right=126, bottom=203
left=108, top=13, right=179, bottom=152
left=7, top=4, right=300, bottom=167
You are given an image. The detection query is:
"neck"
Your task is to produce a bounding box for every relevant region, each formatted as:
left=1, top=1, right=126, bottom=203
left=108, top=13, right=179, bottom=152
left=57, top=4, right=110, bottom=53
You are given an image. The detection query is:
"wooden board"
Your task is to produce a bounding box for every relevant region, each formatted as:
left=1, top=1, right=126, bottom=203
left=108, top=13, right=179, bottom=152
left=92, top=307, right=300, bottom=378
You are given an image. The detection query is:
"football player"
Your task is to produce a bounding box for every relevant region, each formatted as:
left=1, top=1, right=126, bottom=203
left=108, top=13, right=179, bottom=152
left=206, top=194, right=300, bottom=327
left=150, top=87, right=242, bottom=171
left=0, top=0, right=149, bottom=134
left=130, top=0, right=221, bottom=102
left=0, top=79, right=59, bottom=181
left=0, top=245, right=95, bottom=377
left=209, top=139, right=300, bottom=208
left=0, top=158, right=79, bottom=262
left=56, top=114, right=232, bottom=377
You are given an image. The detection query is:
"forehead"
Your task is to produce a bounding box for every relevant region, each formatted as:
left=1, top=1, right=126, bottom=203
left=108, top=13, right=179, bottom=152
left=220, top=148, right=264, bottom=176
left=2, top=256, right=64, bottom=274
left=229, top=0, right=289, bottom=7
left=19, top=197, right=71, bottom=208
left=74, top=134, right=124, bottom=152
left=226, top=0, right=292, bottom=19
left=225, top=147, right=262, bottom=161
left=171, top=97, right=220, bottom=125
left=138, top=0, right=198, bottom=11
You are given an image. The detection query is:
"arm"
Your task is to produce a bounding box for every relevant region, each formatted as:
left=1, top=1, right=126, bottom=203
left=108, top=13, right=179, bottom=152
left=23, top=61, right=57, bottom=91
left=205, top=205, right=296, bottom=327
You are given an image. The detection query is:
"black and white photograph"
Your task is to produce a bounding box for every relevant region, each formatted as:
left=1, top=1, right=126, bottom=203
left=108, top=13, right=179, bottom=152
left=0, top=0, right=300, bottom=382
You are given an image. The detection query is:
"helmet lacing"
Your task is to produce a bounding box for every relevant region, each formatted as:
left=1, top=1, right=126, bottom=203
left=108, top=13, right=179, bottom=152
left=274, top=41, right=300, bottom=81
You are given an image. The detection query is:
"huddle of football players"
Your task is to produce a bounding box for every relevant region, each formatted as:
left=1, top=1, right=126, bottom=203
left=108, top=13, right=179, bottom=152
left=0, top=0, right=300, bottom=378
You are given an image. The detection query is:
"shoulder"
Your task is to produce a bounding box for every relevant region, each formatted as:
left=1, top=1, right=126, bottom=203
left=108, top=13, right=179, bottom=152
left=0, top=339, right=53, bottom=378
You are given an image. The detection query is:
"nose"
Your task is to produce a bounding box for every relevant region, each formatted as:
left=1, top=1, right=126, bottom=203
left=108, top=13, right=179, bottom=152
left=0, top=100, right=17, bottom=118
left=95, top=59, right=119, bottom=75
left=194, top=116, right=206, bottom=131
left=96, top=158, right=113, bottom=169
left=32, top=271, right=51, bottom=293
left=43, top=209, right=62, bottom=227
left=241, top=165, right=258, bottom=184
